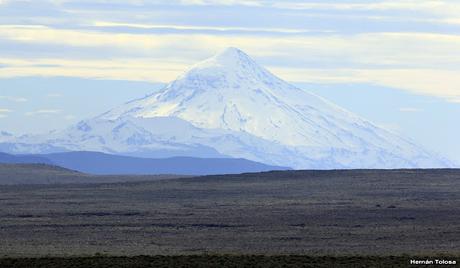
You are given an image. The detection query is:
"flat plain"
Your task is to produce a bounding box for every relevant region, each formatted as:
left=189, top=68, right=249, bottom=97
left=1, top=166, right=459, bottom=258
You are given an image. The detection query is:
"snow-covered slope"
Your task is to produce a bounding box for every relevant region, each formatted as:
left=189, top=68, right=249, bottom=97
left=97, top=47, right=450, bottom=168
left=1, top=48, right=452, bottom=168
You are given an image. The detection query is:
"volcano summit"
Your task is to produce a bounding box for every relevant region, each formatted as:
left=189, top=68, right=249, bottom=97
left=2, top=48, right=452, bottom=169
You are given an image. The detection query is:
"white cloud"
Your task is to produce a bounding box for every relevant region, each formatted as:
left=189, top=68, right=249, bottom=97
left=0, top=25, right=165, bottom=49
left=2, top=26, right=460, bottom=68
left=92, top=21, right=330, bottom=34
left=0, top=108, right=11, bottom=118
left=0, top=57, right=187, bottom=82
left=1, top=17, right=460, bottom=103
left=271, top=1, right=447, bottom=11
left=172, top=0, right=460, bottom=19
left=271, top=67, right=460, bottom=103
left=0, top=95, right=28, bottom=102
left=25, top=109, right=61, bottom=116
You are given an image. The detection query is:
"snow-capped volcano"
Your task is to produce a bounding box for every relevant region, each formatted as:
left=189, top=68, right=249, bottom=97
left=1, top=48, right=452, bottom=168
left=103, top=47, right=355, bottom=147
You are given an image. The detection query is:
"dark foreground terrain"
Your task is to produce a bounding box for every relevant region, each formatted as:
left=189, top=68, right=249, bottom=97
left=0, top=168, right=459, bottom=266
left=1, top=255, right=458, bottom=268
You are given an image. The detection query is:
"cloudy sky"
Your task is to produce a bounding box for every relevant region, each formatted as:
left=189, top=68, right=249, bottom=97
left=0, top=0, right=459, bottom=162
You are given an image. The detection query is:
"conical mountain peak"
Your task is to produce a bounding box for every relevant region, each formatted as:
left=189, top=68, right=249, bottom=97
left=76, top=46, right=448, bottom=169
left=187, top=47, right=262, bottom=73
left=213, top=47, right=252, bottom=64
left=176, top=47, right=279, bottom=89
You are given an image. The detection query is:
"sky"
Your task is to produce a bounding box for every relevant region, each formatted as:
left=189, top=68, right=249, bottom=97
left=0, top=0, right=459, bottom=163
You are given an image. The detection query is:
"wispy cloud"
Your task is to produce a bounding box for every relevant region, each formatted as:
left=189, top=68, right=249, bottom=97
left=25, top=109, right=61, bottom=116
left=0, top=108, right=12, bottom=118
left=0, top=95, right=28, bottom=102
left=1, top=1, right=460, bottom=104
left=271, top=67, right=460, bottom=103
left=92, top=21, right=333, bottom=34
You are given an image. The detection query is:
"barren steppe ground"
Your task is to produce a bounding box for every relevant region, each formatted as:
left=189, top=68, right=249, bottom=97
left=0, top=167, right=459, bottom=267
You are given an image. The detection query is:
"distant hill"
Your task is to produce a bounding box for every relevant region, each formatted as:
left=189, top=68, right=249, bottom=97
left=0, top=163, right=183, bottom=185
left=0, top=152, right=53, bottom=164
left=0, top=151, right=289, bottom=175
